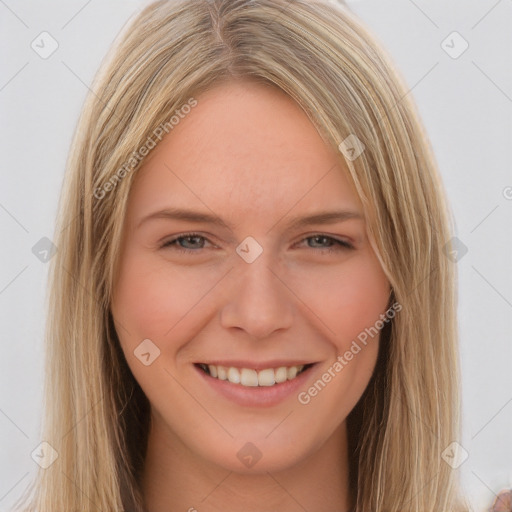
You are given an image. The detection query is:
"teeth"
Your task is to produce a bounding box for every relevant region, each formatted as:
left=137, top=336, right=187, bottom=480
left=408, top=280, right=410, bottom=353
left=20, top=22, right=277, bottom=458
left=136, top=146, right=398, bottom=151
left=200, top=363, right=307, bottom=387
left=275, top=366, right=288, bottom=383
left=258, top=368, right=275, bottom=386
left=227, top=367, right=241, bottom=384
left=217, top=366, right=227, bottom=380
left=240, top=369, right=258, bottom=387
left=287, top=366, right=298, bottom=380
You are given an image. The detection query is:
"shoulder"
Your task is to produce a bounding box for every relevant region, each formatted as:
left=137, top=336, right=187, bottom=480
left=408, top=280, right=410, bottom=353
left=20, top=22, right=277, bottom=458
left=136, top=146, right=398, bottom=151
left=489, top=489, right=512, bottom=511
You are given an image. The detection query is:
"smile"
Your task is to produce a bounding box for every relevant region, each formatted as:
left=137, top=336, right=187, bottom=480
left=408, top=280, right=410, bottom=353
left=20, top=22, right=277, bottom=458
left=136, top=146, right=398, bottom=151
left=196, top=363, right=312, bottom=387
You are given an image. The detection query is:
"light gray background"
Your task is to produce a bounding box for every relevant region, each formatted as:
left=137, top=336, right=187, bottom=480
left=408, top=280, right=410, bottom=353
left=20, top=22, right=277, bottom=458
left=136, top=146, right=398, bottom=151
left=1, top=1, right=511, bottom=510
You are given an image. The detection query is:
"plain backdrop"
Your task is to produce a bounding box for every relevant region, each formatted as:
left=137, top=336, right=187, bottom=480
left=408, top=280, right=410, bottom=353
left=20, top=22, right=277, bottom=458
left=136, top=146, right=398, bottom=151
left=1, top=1, right=511, bottom=510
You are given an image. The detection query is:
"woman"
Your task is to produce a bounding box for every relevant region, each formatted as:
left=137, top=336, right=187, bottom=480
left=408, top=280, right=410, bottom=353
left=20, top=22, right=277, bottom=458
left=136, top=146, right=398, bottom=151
left=16, top=0, right=477, bottom=510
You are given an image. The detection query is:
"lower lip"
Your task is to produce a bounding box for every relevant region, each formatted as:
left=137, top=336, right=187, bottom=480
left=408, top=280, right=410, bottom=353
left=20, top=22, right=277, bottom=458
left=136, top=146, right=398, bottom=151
left=194, top=364, right=316, bottom=407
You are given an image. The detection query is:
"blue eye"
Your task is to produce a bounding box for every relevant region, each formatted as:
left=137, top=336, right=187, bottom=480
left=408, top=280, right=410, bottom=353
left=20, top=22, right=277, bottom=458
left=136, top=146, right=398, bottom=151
left=161, top=233, right=209, bottom=253
left=161, top=233, right=354, bottom=254
left=302, top=234, right=354, bottom=252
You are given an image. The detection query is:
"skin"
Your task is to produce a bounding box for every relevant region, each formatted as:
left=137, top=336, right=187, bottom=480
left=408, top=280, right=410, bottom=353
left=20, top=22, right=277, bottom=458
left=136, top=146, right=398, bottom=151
left=111, top=79, right=391, bottom=512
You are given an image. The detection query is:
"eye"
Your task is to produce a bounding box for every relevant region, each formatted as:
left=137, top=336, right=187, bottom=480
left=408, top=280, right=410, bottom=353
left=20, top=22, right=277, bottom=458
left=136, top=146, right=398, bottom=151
left=160, top=233, right=354, bottom=255
left=161, top=232, right=212, bottom=254
left=299, top=234, right=354, bottom=253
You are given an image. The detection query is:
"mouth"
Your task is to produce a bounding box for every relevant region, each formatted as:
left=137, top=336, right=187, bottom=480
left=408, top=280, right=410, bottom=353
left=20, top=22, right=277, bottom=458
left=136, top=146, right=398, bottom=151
left=195, top=362, right=314, bottom=387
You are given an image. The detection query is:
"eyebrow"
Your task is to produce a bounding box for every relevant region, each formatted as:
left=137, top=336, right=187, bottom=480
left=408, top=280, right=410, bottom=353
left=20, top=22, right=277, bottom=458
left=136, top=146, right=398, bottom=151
left=137, top=207, right=363, bottom=231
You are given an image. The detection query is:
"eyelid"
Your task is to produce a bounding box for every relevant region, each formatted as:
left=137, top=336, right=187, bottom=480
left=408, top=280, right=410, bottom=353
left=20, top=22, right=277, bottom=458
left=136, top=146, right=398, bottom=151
left=160, top=232, right=355, bottom=253
left=296, top=233, right=355, bottom=250
left=160, top=232, right=214, bottom=250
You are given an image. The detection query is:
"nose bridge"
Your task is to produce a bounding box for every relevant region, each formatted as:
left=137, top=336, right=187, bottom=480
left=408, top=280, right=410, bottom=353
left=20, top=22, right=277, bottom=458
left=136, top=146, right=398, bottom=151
left=220, top=245, right=294, bottom=338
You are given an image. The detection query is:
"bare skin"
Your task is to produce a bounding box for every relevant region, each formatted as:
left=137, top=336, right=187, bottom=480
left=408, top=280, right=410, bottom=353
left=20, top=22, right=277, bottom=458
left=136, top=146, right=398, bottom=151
left=111, top=79, right=391, bottom=512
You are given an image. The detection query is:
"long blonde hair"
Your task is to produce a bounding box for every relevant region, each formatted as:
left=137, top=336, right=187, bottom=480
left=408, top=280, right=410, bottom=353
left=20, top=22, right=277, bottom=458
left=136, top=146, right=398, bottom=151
left=16, top=1, right=469, bottom=510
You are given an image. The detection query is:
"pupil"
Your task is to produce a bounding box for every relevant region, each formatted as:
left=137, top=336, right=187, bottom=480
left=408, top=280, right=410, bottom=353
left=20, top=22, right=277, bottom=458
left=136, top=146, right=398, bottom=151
left=182, top=236, right=201, bottom=248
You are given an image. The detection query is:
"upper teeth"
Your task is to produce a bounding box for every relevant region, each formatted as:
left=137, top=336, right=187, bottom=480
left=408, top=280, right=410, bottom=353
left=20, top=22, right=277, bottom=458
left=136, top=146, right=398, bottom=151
left=201, top=364, right=305, bottom=387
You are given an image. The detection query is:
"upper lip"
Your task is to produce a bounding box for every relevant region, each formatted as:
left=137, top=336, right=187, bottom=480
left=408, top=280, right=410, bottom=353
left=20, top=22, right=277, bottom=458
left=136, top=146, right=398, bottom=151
left=195, top=360, right=316, bottom=371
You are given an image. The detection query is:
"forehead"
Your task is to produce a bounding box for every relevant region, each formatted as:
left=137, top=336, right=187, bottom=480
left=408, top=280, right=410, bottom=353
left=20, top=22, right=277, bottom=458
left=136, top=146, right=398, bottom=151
left=127, top=79, right=363, bottom=223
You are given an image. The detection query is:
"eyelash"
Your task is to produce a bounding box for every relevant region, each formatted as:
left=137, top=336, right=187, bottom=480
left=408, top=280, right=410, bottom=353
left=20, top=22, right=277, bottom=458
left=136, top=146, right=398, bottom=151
left=160, top=232, right=354, bottom=254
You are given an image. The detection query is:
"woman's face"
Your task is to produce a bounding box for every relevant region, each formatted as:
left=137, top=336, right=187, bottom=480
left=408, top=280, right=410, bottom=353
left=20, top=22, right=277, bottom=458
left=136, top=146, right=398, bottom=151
left=112, top=79, right=390, bottom=473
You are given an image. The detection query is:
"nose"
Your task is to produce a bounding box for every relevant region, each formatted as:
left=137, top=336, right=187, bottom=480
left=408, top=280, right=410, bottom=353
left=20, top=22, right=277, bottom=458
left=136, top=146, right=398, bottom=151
left=219, top=251, right=294, bottom=339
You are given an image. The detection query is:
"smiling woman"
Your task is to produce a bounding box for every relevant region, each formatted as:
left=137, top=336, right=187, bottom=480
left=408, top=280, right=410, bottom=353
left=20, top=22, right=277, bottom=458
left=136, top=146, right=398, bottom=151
left=111, top=81, right=391, bottom=510
left=15, top=1, right=472, bottom=511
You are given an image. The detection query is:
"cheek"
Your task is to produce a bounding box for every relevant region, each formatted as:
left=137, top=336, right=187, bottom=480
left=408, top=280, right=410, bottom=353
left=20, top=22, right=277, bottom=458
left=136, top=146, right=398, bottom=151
left=293, top=255, right=389, bottom=424
left=111, top=252, right=224, bottom=404
left=290, top=251, right=390, bottom=348
left=335, top=262, right=390, bottom=346
left=111, top=251, right=225, bottom=346
left=113, top=246, right=390, bottom=359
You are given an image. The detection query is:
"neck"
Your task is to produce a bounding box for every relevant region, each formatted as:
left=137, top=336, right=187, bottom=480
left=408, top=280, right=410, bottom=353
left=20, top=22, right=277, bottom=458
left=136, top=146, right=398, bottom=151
left=141, top=411, right=354, bottom=512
